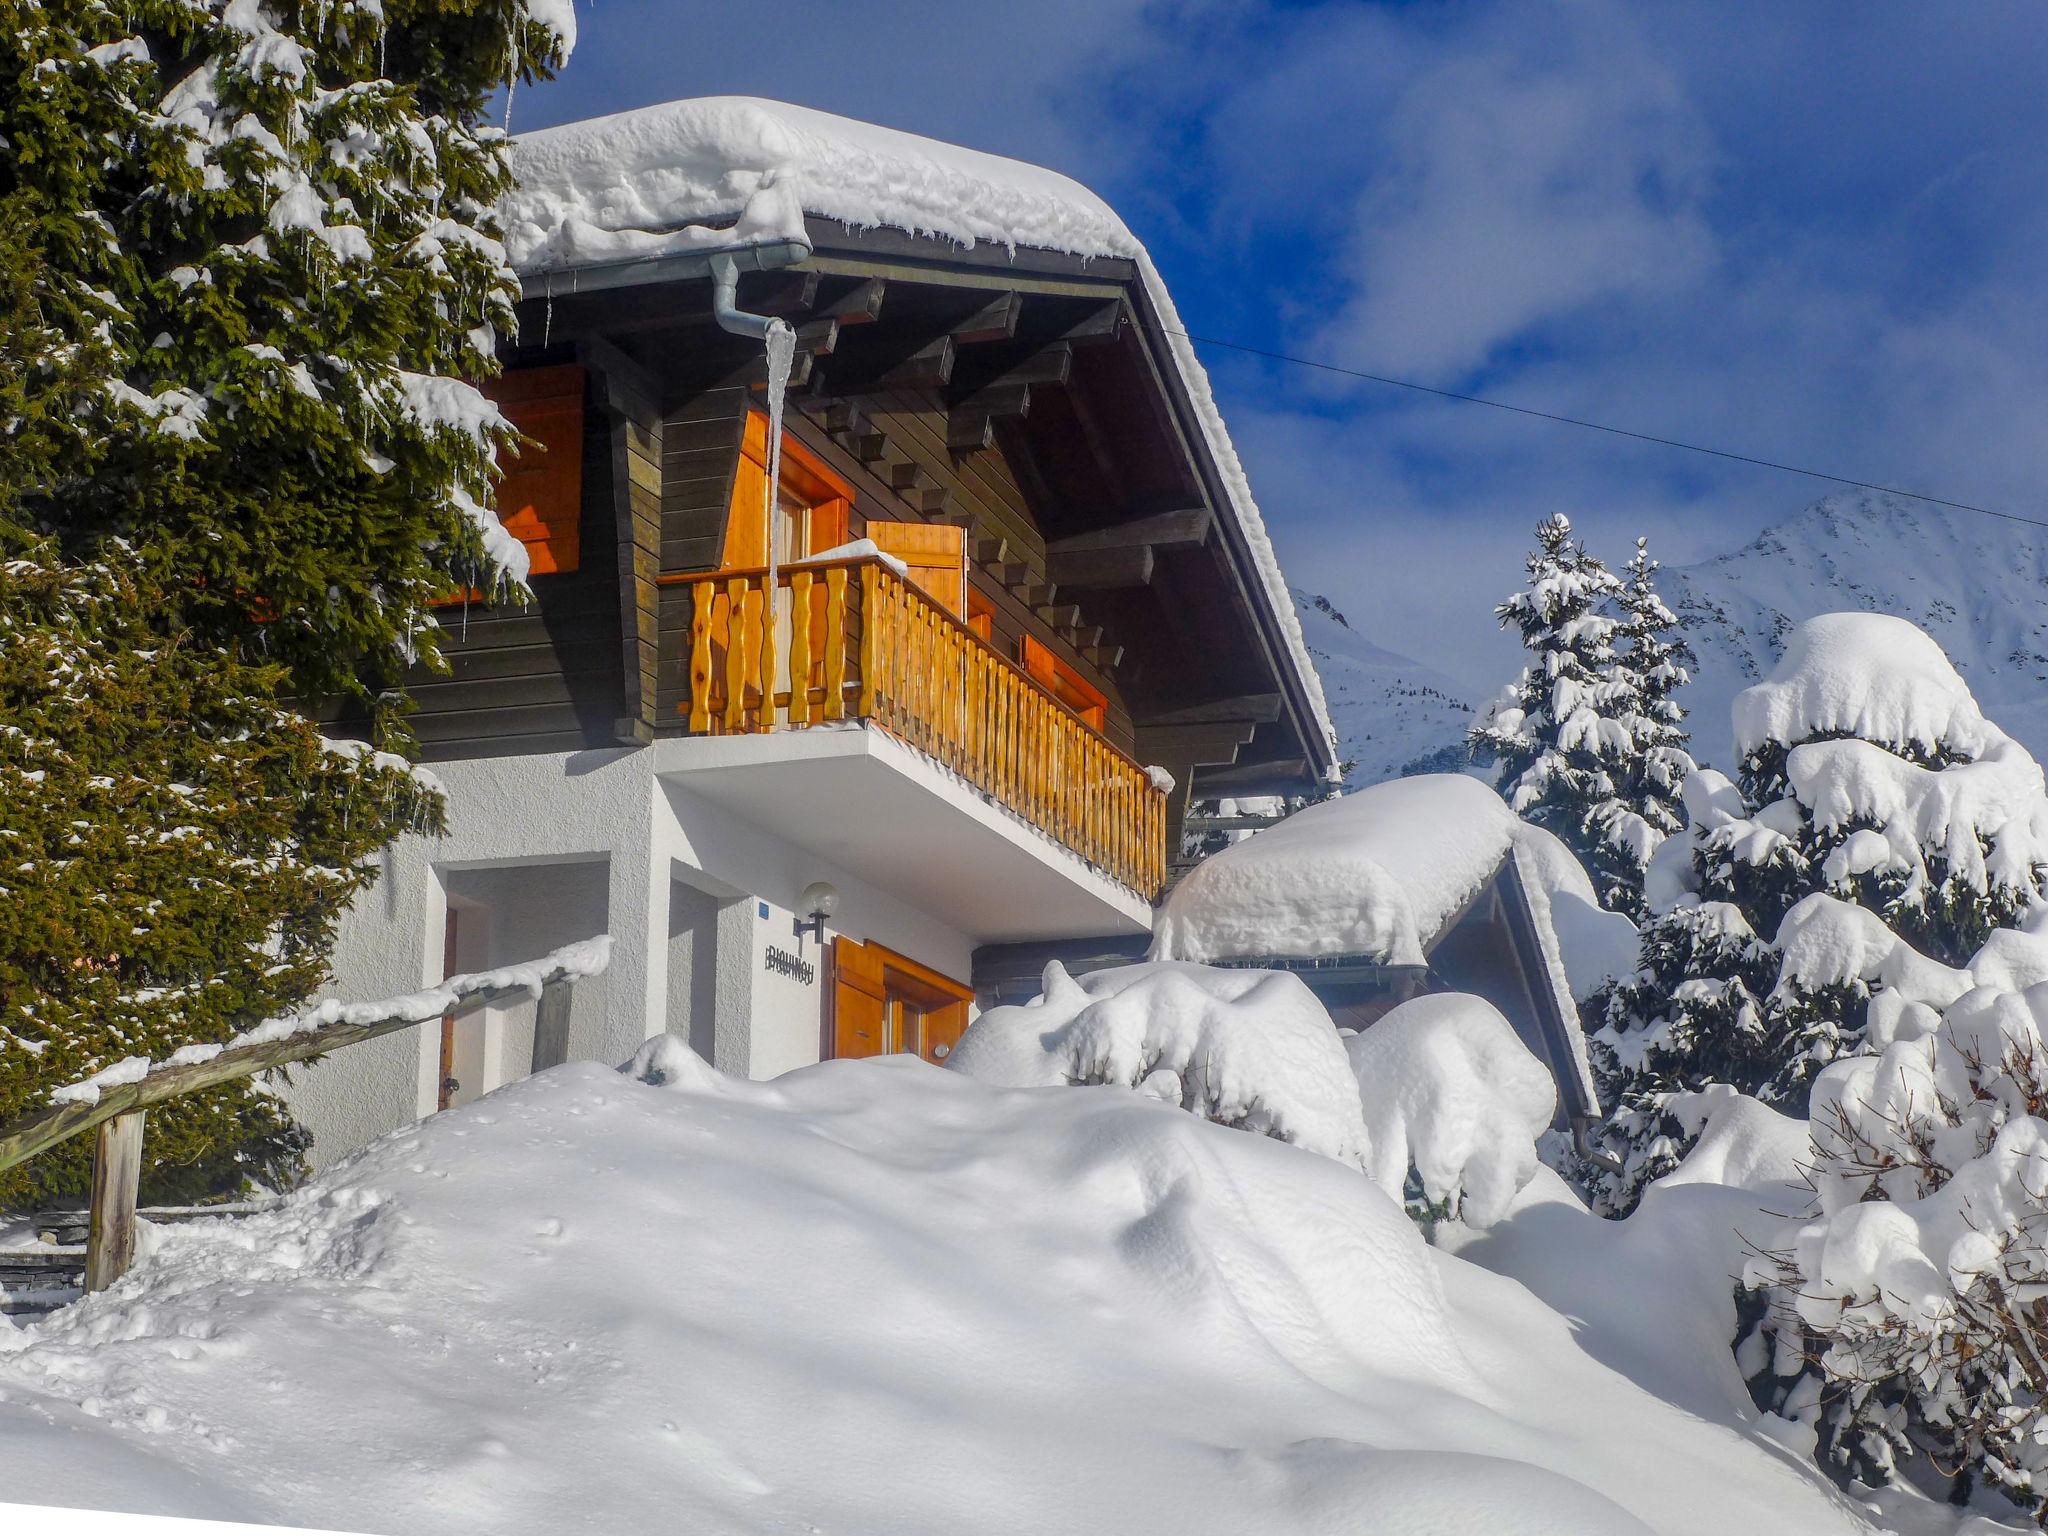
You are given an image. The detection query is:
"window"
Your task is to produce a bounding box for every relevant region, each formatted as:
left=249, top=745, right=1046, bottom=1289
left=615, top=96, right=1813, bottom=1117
left=722, top=410, right=852, bottom=568
left=1020, top=634, right=1107, bottom=730
left=830, top=937, right=972, bottom=1066
left=485, top=364, right=585, bottom=576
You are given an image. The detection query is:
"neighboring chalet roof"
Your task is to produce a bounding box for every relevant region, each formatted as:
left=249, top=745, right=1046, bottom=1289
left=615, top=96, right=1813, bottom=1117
left=1150, top=774, right=1638, bottom=1123
left=501, top=96, right=1338, bottom=775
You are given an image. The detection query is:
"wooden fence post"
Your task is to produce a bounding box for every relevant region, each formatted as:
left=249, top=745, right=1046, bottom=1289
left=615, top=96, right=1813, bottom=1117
left=530, top=980, right=574, bottom=1072
left=84, top=1110, right=144, bottom=1292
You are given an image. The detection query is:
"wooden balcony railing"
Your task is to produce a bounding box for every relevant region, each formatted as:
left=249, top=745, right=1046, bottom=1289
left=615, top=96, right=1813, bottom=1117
left=671, top=556, right=1168, bottom=899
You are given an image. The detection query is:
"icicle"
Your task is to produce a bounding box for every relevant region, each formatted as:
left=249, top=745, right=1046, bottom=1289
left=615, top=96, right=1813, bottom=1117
left=760, top=318, right=796, bottom=614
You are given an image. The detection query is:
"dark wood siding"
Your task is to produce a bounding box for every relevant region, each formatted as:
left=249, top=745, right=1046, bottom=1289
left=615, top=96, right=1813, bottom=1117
left=403, top=369, right=628, bottom=760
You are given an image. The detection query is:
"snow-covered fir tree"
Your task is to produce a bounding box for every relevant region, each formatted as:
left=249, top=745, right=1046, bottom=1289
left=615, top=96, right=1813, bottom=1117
left=1588, top=538, right=1695, bottom=919
left=1470, top=514, right=1637, bottom=911
left=1741, top=912, right=2048, bottom=1516
left=1587, top=613, right=2048, bottom=1214
left=0, top=549, right=445, bottom=1207
left=0, top=0, right=572, bottom=1202
left=0, top=0, right=573, bottom=732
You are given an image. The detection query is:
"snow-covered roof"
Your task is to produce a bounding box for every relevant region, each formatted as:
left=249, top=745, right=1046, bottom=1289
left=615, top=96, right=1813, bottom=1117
left=1152, top=774, right=1633, bottom=1004
left=502, top=96, right=1337, bottom=771
left=1154, top=775, right=1517, bottom=967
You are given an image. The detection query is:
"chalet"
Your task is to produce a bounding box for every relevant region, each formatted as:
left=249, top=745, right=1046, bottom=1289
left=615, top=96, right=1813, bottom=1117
left=1146, top=774, right=1634, bottom=1145
left=288, top=98, right=1339, bottom=1164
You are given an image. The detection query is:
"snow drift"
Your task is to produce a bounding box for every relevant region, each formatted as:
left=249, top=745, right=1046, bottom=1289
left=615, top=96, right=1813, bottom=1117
left=943, top=959, right=1370, bottom=1168
left=0, top=1051, right=1892, bottom=1535
left=1347, top=992, right=1556, bottom=1228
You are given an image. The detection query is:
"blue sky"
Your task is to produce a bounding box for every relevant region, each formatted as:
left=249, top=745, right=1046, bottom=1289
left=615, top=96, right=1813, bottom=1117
left=518, top=1, right=2048, bottom=697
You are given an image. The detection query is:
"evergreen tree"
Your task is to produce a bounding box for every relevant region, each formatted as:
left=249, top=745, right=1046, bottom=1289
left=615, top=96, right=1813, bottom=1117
left=0, top=0, right=573, bottom=731
left=1470, top=514, right=1635, bottom=909
left=1586, top=613, right=2048, bottom=1214
left=0, top=1, right=572, bottom=1202
left=0, top=548, right=443, bottom=1207
left=1589, top=538, right=1695, bottom=920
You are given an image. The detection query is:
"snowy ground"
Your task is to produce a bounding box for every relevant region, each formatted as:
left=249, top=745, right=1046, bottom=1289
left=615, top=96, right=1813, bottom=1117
left=0, top=1051, right=2007, bottom=1535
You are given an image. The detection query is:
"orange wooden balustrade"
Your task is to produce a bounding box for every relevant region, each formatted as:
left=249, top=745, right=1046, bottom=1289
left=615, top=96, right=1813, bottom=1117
left=667, top=556, right=1167, bottom=899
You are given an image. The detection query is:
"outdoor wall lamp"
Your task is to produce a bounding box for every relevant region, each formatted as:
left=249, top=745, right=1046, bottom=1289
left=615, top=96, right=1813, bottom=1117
left=795, top=881, right=838, bottom=954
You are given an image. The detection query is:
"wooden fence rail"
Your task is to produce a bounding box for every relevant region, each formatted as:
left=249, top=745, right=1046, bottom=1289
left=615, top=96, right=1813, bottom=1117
left=0, top=942, right=604, bottom=1295
left=673, top=556, right=1168, bottom=898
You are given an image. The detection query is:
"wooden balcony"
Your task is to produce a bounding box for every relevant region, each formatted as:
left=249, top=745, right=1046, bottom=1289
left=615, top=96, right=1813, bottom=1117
left=669, top=556, right=1168, bottom=899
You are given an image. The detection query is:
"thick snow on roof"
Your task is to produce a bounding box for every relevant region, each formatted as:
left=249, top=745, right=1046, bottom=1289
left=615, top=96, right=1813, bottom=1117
left=1153, top=775, right=1632, bottom=1007
left=1154, top=775, right=1520, bottom=966
left=503, top=97, right=1336, bottom=768
left=1732, top=611, right=1995, bottom=760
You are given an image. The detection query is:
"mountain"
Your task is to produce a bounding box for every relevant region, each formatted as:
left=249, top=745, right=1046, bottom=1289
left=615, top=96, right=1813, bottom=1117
left=1293, top=589, right=1476, bottom=783
left=1665, top=490, right=2048, bottom=772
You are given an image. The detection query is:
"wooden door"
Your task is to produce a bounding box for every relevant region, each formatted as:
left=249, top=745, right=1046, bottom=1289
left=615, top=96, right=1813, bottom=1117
left=831, top=936, right=890, bottom=1059
left=829, top=937, right=972, bottom=1065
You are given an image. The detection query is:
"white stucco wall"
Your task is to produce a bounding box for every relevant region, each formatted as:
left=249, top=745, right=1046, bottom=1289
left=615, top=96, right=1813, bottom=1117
left=289, top=739, right=990, bottom=1171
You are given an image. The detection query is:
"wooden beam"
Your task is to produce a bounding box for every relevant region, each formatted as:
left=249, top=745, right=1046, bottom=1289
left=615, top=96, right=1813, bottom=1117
left=84, top=1111, right=144, bottom=1292
left=1133, top=719, right=1257, bottom=766
left=1060, top=299, right=1126, bottom=346
left=822, top=275, right=886, bottom=326
left=871, top=334, right=954, bottom=390
left=1139, top=692, right=1283, bottom=727
left=947, top=382, right=1033, bottom=453
left=1047, top=507, right=1214, bottom=555
left=1034, top=602, right=1083, bottom=630
left=950, top=291, right=1022, bottom=345
left=1046, top=543, right=1153, bottom=590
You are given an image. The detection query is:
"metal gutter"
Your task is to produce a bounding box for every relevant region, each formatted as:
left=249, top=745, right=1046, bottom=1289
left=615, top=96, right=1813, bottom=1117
left=516, top=235, right=812, bottom=302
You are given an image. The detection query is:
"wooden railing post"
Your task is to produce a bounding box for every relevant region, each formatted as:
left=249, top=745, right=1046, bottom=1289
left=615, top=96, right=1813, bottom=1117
left=824, top=565, right=849, bottom=720
left=788, top=569, right=815, bottom=726
left=84, top=1110, right=144, bottom=1293
left=531, top=979, right=574, bottom=1072
left=688, top=579, right=715, bottom=733
left=858, top=563, right=882, bottom=719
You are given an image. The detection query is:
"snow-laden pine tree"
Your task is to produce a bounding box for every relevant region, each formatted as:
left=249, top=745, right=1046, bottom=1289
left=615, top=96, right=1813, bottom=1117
left=1587, top=613, right=2048, bottom=1214
left=1470, top=515, right=1637, bottom=910
left=1740, top=914, right=2048, bottom=1515
left=1588, top=538, right=1695, bottom=920
left=0, top=0, right=573, bottom=731
left=0, top=1, right=571, bottom=1203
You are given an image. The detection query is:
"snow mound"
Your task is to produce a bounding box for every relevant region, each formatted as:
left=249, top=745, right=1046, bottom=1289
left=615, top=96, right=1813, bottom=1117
left=1655, top=1087, right=1811, bottom=1194
left=1152, top=774, right=1519, bottom=966
left=1346, top=993, right=1556, bottom=1229
left=1732, top=611, right=1995, bottom=761
left=944, top=960, right=1368, bottom=1168
left=0, top=1053, right=1886, bottom=1535
left=501, top=95, right=1336, bottom=769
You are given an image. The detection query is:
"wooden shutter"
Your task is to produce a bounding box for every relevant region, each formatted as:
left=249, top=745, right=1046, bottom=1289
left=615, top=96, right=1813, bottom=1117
left=868, top=522, right=966, bottom=618
left=831, top=937, right=890, bottom=1059
left=1020, top=634, right=1107, bottom=730
left=487, top=365, right=585, bottom=575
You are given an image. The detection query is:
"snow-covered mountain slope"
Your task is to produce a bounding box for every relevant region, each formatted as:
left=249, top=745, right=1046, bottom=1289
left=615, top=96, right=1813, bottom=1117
left=1, top=1050, right=1917, bottom=1536
left=1666, top=491, right=2048, bottom=772
left=1294, top=590, right=1476, bottom=783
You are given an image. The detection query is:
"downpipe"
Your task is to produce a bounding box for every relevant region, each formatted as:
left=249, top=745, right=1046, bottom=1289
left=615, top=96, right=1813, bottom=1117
left=711, top=252, right=781, bottom=339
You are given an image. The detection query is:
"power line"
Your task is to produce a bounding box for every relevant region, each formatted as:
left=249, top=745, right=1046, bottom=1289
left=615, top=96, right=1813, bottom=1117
left=1165, top=328, right=2048, bottom=534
